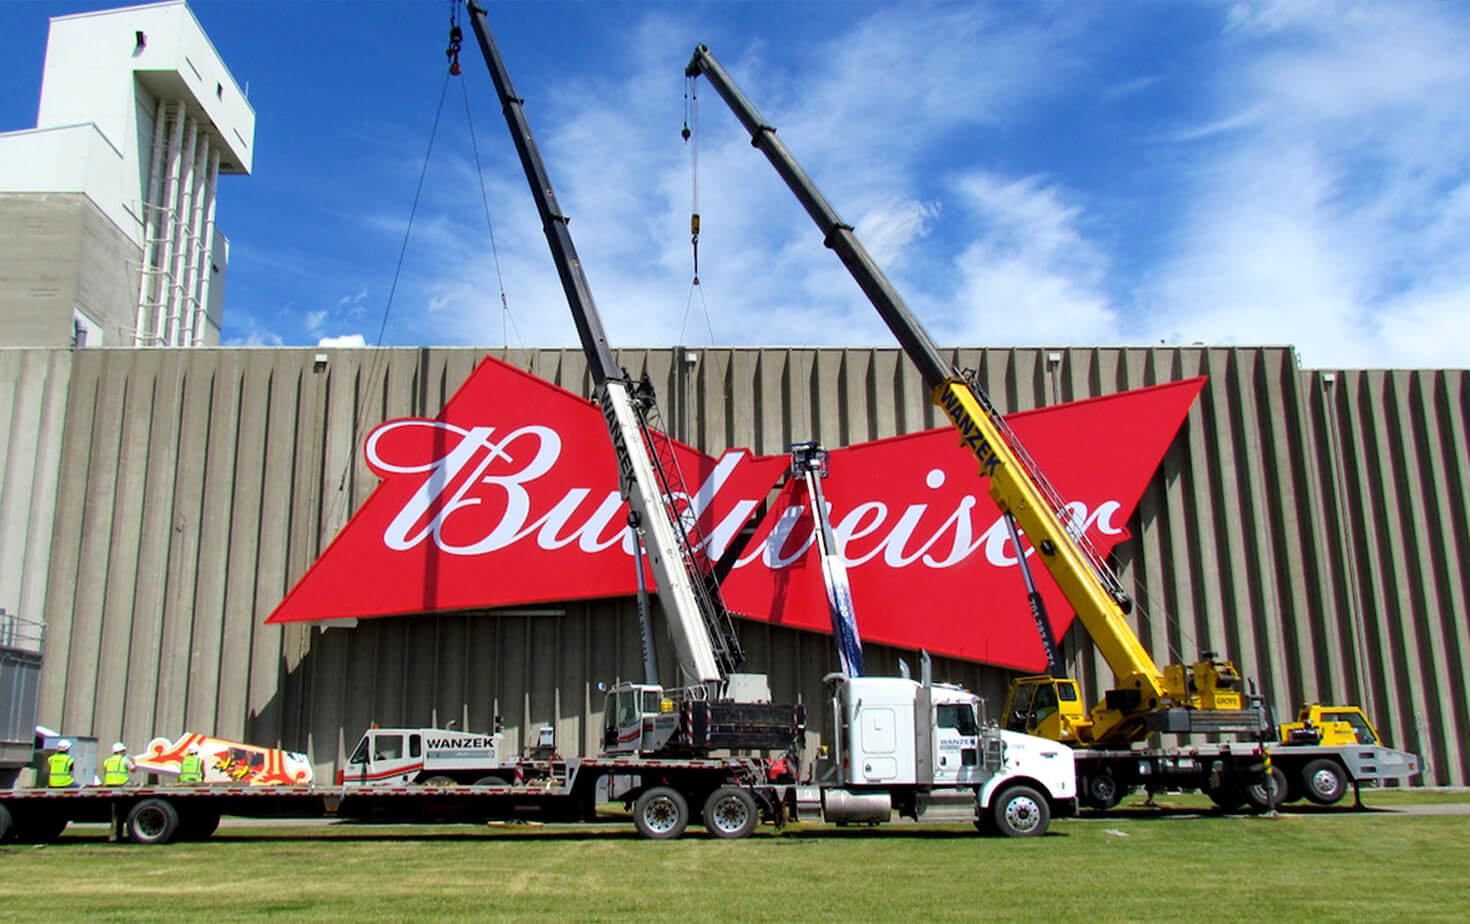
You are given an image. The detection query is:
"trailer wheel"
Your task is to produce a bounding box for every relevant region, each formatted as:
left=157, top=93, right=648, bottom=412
left=702, top=787, right=759, bottom=839
left=1081, top=770, right=1123, bottom=810
left=473, top=775, right=508, bottom=787
left=126, top=798, right=180, bottom=845
left=179, top=809, right=221, bottom=841
left=1301, top=758, right=1348, bottom=806
left=1244, top=766, right=1287, bottom=811
left=633, top=786, right=689, bottom=840
left=987, top=785, right=1050, bottom=838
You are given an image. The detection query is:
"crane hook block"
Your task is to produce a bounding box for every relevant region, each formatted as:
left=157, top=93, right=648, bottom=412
left=446, top=25, right=463, bottom=75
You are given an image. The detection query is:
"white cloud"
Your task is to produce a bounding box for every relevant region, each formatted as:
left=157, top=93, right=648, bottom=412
left=945, top=173, right=1118, bottom=346
left=317, top=334, right=367, bottom=348
left=1143, top=0, right=1470, bottom=367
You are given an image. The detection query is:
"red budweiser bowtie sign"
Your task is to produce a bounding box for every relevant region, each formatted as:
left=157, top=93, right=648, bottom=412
left=268, top=357, right=1204, bottom=672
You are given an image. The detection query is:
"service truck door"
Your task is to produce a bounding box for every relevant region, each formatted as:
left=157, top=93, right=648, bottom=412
left=932, top=702, right=981, bottom=786
left=345, top=731, right=421, bottom=786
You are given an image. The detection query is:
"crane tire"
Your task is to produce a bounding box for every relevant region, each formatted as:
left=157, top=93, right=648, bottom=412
left=1244, top=766, right=1287, bottom=811
left=702, top=787, right=759, bottom=839
left=633, top=786, right=689, bottom=840
left=1301, top=758, right=1348, bottom=806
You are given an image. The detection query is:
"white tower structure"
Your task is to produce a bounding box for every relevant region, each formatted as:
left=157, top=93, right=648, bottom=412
left=0, top=1, right=253, bottom=347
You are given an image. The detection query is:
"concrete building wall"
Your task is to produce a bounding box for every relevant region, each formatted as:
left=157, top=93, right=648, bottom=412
left=0, top=194, right=141, bottom=346
left=8, top=345, right=1469, bottom=785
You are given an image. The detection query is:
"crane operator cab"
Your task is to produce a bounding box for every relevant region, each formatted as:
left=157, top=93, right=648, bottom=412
left=602, top=682, right=681, bottom=755
left=1003, top=676, right=1087, bottom=743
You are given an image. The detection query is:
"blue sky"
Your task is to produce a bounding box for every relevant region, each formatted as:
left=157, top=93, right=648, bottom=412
left=4, top=0, right=1469, bottom=368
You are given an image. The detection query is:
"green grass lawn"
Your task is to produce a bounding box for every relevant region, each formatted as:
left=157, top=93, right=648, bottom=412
left=2, top=792, right=1467, bottom=922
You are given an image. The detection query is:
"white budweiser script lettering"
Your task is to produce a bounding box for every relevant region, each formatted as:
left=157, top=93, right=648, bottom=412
left=364, top=419, right=1124, bottom=571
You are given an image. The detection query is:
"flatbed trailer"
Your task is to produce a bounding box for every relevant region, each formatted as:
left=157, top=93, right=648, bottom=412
left=1073, top=741, right=1421, bottom=811
left=2, top=736, right=1076, bottom=844
left=0, top=755, right=761, bottom=844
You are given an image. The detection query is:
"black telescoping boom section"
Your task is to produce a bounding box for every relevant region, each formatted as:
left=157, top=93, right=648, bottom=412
left=684, top=46, right=956, bottom=393
left=465, top=2, right=620, bottom=386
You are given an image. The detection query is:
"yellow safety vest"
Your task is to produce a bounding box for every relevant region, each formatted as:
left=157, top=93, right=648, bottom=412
left=47, top=752, right=74, bottom=787
left=179, top=753, right=204, bottom=783
left=103, top=753, right=131, bottom=786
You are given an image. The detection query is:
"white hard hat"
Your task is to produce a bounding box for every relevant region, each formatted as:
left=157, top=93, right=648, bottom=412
left=57, top=739, right=72, bottom=751
left=187, top=744, right=200, bottom=754
left=112, top=741, right=127, bottom=753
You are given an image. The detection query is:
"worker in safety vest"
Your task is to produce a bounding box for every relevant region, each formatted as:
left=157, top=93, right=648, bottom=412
left=178, top=744, right=204, bottom=784
left=102, top=741, right=134, bottom=786
left=46, top=739, right=76, bottom=788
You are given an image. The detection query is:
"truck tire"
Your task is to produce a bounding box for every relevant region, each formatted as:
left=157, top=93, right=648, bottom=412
left=473, top=775, right=508, bottom=786
left=633, top=786, right=689, bottom=840
left=1080, top=770, right=1123, bottom=810
left=987, top=785, right=1050, bottom=838
left=1301, top=758, right=1348, bottom=806
left=1244, top=766, right=1287, bottom=811
left=420, top=775, right=459, bottom=786
left=0, top=803, right=11, bottom=843
left=702, top=787, right=759, bottom=839
left=127, top=798, right=180, bottom=845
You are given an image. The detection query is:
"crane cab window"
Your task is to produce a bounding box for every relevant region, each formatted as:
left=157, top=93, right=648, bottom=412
left=348, top=737, right=369, bottom=765
left=1323, top=710, right=1378, bottom=745
left=409, top=734, right=422, bottom=758
left=936, top=703, right=979, bottom=736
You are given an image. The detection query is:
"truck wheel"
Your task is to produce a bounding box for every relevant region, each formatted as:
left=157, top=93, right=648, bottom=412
left=127, top=798, right=180, bottom=845
left=1301, top=758, right=1348, bottom=805
left=1081, top=771, right=1123, bottom=810
left=633, top=786, right=689, bottom=840
left=473, top=775, right=508, bottom=786
left=1244, top=766, right=1287, bottom=811
left=988, top=785, right=1050, bottom=838
left=420, top=775, right=458, bottom=786
left=0, top=803, right=11, bottom=843
left=702, top=787, right=759, bottom=839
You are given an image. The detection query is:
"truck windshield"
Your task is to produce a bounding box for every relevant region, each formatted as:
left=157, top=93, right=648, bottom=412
left=348, top=737, right=368, bottom=765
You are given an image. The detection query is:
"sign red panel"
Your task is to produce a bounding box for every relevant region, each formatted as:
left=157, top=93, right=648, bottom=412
left=267, top=357, right=1203, bottom=672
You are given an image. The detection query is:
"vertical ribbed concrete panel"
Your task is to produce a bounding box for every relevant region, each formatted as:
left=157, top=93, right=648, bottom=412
left=12, top=346, right=1469, bottom=784
left=0, top=350, right=71, bottom=635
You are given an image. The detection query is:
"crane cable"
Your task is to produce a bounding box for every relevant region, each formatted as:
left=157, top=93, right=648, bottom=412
left=680, top=76, right=716, bottom=344
left=326, top=5, right=518, bottom=534
left=453, top=23, right=522, bottom=350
